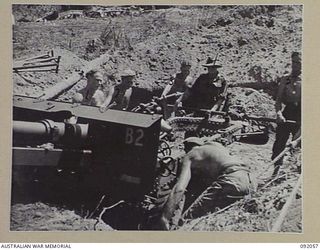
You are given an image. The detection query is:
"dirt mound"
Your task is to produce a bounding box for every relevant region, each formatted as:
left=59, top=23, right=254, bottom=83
left=228, top=87, right=276, bottom=117
left=11, top=202, right=113, bottom=231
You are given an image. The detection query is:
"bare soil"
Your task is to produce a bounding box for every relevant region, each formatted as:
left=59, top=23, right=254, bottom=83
left=11, top=5, right=302, bottom=232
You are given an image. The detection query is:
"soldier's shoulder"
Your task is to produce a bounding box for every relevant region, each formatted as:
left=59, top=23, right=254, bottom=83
left=203, top=141, right=224, bottom=149
left=202, top=143, right=226, bottom=155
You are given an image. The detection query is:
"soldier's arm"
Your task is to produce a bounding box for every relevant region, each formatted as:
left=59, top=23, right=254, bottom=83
left=220, top=78, right=228, bottom=97
left=172, top=94, right=184, bottom=116
left=275, top=78, right=286, bottom=112
left=122, top=87, right=133, bottom=110
left=211, top=78, right=228, bottom=111
left=99, top=86, right=115, bottom=112
left=275, top=77, right=287, bottom=122
left=292, top=127, right=301, bottom=142
left=160, top=155, right=192, bottom=229
left=161, top=75, right=175, bottom=97
left=175, top=76, right=193, bottom=107
left=161, top=84, right=173, bottom=97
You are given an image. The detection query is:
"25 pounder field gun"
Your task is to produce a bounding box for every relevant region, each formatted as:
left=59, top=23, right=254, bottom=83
left=12, top=95, right=162, bottom=205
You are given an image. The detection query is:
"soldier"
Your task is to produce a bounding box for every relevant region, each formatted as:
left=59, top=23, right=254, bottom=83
left=72, top=69, right=110, bottom=107
left=99, top=69, right=136, bottom=112
left=271, top=52, right=301, bottom=177
left=154, top=137, right=257, bottom=230
left=97, top=69, right=173, bottom=133
left=161, top=60, right=193, bottom=118
left=162, top=60, right=193, bottom=99
left=182, top=57, right=228, bottom=112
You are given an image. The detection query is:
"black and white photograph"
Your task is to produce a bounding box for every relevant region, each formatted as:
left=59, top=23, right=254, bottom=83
left=11, top=4, right=302, bottom=232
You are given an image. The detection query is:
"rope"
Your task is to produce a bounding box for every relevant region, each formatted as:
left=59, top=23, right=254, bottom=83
left=257, top=137, right=301, bottom=178
left=87, top=195, right=105, bottom=219
left=181, top=186, right=215, bottom=219
left=93, top=200, right=125, bottom=230
left=270, top=174, right=302, bottom=232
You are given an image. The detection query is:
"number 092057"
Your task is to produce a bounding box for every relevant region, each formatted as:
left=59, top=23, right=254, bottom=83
left=300, top=244, right=319, bottom=248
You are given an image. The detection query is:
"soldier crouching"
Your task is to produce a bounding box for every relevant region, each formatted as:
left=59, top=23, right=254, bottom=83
left=153, top=137, right=257, bottom=230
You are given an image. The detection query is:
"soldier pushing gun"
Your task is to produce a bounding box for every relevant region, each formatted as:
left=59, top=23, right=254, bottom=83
left=153, top=137, right=257, bottom=230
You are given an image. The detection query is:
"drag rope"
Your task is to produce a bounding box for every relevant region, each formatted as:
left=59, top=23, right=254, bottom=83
left=257, top=137, right=301, bottom=179
left=270, top=174, right=302, bottom=232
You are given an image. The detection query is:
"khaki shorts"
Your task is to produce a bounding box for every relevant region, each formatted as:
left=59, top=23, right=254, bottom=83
left=213, top=168, right=257, bottom=197
left=183, top=165, right=257, bottom=219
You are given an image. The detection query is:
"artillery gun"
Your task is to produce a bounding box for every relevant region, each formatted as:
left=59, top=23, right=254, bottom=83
left=12, top=92, right=272, bottom=230
left=12, top=95, right=167, bottom=228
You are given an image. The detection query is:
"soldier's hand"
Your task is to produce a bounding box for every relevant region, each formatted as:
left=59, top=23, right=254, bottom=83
left=276, top=112, right=286, bottom=123
left=64, top=115, right=78, bottom=124
left=99, top=105, right=109, bottom=113
left=72, top=93, right=84, bottom=103
left=289, top=139, right=301, bottom=149
left=177, top=101, right=183, bottom=108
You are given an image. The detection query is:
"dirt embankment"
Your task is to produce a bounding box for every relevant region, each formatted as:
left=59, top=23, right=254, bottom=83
left=13, top=5, right=302, bottom=94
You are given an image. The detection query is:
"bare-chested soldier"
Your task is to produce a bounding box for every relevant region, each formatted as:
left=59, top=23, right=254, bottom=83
left=99, top=69, right=136, bottom=112
left=154, top=137, right=257, bottom=230
left=161, top=60, right=193, bottom=118
left=72, top=69, right=110, bottom=107
left=161, top=60, right=193, bottom=99
left=271, top=51, right=301, bottom=177
left=94, top=69, right=173, bottom=133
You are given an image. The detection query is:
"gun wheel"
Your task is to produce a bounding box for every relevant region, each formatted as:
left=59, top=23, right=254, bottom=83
left=158, top=140, right=172, bottom=157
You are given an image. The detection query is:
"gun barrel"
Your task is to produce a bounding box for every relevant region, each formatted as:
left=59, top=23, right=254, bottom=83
left=13, top=120, right=88, bottom=145
left=13, top=120, right=62, bottom=137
